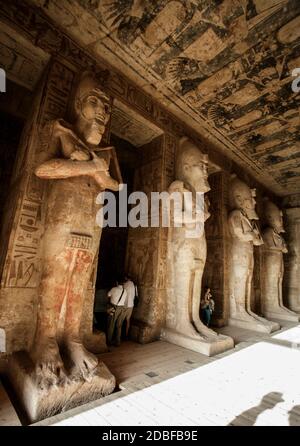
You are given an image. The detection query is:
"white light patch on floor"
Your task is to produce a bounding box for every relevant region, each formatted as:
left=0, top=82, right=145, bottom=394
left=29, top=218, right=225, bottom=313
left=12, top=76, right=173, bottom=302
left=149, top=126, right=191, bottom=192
left=52, top=341, right=300, bottom=426
left=272, top=326, right=300, bottom=344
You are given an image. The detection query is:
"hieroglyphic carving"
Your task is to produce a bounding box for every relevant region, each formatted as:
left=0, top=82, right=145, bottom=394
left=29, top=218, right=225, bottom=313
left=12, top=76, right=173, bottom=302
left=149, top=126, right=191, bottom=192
left=162, top=133, right=176, bottom=190
left=5, top=200, right=41, bottom=288
left=110, top=99, right=163, bottom=147
left=0, top=21, right=50, bottom=91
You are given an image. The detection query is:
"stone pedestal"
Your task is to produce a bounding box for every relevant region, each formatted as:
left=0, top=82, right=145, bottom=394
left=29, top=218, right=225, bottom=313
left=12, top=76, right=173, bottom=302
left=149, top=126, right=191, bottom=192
left=7, top=351, right=116, bottom=424
left=83, top=331, right=108, bottom=354
left=263, top=308, right=299, bottom=323
left=161, top=328, right=234, bottom=356
left=228, top=316, right=280, bottom=333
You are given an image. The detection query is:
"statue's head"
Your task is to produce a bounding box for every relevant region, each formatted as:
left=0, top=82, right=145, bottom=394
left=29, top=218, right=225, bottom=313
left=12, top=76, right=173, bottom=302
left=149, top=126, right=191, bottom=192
left=264, top=199, right=285, bottom=233
left=74, top=72, right=111, bottom=145
left=229, top=175, right=259, bottom=220
left=176, top=137, right=210, bottom=193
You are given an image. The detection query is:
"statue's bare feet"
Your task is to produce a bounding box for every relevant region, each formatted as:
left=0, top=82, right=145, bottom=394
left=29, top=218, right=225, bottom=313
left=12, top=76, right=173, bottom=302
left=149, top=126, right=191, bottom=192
left=193, top=319, right=218, bottom=339
left=64, top=338, right=98, bottom=381
left=177, top=323, right=216, bottom=342
left=30, top=337, right=65, bottom=387
left=247, top=309, right=274, bottom=325
left=233, top=307, right=257, bottom=322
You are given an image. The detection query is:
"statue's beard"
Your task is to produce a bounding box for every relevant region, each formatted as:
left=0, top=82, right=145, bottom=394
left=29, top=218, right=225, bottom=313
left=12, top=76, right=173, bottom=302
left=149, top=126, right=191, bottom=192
left=84, top=122, right=105, bottom=145
left=190, top=177, right=210, bottom=193
left=77, top=118, right=105, bottom=145
left=274, top=225, right=285, bottom=233
left=244, top=208, right=259, bottom=220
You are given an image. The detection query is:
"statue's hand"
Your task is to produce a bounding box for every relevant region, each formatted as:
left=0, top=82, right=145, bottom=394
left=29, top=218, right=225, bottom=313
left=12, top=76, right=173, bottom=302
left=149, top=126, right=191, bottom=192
left=253, top=233, right=264, bottom=246
left=90, top=151, right=119, bottom=191
left=70, top=149, right=90, bottom=161
left=90, top=150, right=109, bottom=172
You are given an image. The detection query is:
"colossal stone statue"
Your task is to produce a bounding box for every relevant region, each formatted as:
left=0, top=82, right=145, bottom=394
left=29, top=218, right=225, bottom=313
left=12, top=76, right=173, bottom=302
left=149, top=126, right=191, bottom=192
left=7, top=72, right=119, bottom=422
left=261, top=199, right=299, bottom=322
left=228, top=175, right=279, bottom=332
left=162, top=137, right=233, bottom=356
left=284, top=207, right=300, bottom=312
left=29, top=72, right=120, bottom=383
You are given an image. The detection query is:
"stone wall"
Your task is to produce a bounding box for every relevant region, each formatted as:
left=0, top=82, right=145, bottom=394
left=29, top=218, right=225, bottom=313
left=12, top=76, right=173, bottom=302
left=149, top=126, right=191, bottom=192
left=203, top=171, right=230, bottom=327
left=126, top=133, right=177, bottom=343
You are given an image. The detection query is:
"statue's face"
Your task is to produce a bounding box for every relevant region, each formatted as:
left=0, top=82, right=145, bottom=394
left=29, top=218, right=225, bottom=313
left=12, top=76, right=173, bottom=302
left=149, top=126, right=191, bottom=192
left=183, top=148, right=210, bottom=192
left=235, top=186, right=259, bottom=220
left=77, top=91, right=110, bottom=145
left=185, top=151, right=207, bottom=179
left=268, top=206, right=285, bottom=233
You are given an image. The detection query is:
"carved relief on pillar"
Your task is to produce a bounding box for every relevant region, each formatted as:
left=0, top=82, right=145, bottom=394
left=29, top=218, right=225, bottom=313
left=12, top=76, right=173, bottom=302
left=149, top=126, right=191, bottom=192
left=126, top=135, right=166, bottom=343
left=203, top=171, right=229, bottom=326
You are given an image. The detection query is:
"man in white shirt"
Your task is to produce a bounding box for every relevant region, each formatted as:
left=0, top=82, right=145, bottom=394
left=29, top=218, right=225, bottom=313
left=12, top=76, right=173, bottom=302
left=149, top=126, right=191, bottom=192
left=107, top=282, right=127, bottom=346
left=123, top=276, right=138, bottom=338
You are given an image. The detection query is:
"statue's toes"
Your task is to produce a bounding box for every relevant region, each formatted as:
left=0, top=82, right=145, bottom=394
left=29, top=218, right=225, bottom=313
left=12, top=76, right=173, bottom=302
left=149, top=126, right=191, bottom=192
left=86, top=354, right=98, bottom=371
left=35, top=365, right=57, bottom=388
left=79, top=357, right=98, bottom=381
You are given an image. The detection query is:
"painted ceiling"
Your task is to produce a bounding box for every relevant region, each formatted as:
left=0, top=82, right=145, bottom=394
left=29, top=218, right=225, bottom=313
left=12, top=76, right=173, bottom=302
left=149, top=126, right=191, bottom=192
left=13, top=1, right=300, bottom=195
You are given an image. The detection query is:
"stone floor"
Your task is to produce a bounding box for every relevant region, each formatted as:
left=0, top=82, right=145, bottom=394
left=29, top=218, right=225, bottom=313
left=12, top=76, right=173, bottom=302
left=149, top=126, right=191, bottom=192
left=2, top=321, right=300, bottom=426
left=0, top=381, right=21, bottom=426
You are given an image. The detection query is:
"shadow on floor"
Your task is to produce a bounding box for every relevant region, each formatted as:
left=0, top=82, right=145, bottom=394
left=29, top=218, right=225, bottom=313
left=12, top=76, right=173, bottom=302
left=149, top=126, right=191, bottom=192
left=288, top=405, right=300, bottom=426
left=228, top=392, right=284, bottom=426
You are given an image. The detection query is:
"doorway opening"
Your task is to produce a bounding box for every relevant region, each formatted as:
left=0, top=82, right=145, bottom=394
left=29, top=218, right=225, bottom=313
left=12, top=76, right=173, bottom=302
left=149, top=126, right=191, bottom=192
left=0, top=79, right=33, bottom=235
left=92, top=99, right=164, bottom=340
left=93, top=134, right=136, bottom=333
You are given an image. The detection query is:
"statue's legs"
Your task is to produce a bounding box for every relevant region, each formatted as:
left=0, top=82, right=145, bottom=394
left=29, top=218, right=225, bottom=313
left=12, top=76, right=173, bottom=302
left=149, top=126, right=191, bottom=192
left=30, top=249, right=74, bottom=379
left=263, top=254, right=298, bottom=320
left=172, top=243, right=196, bottom=337
left=231, top=251, right=264, bottom=324
left=245, top=257, right=264, bottom=321
left=63, top=248, right=98, bottom=379
left=173, top=241, right=216, bottom=339
left=230, top=260, right=249, bottom=319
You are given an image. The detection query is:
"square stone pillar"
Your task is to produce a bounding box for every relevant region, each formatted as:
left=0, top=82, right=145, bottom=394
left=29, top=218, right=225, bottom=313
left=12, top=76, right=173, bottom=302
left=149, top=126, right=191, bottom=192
left=126, top=133, right=176, bottom=343
left=203, top=171, right=230, bottom=327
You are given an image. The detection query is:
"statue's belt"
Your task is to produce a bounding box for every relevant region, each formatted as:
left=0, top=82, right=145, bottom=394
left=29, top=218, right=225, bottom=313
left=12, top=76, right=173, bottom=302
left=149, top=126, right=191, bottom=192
left=66, top=233, right=93, bottom=250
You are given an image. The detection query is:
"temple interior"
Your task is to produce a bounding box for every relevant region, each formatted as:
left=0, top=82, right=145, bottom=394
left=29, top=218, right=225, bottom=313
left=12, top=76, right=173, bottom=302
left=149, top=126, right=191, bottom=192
left=0, top=0, right=300, bottom=427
